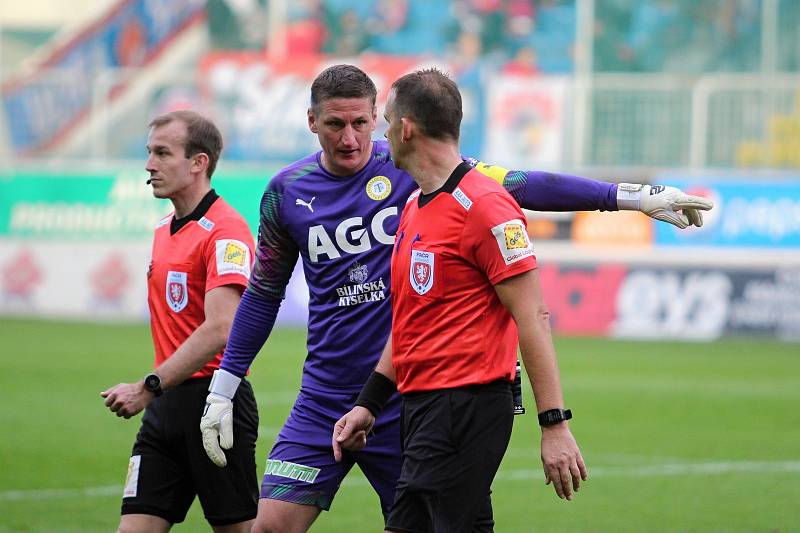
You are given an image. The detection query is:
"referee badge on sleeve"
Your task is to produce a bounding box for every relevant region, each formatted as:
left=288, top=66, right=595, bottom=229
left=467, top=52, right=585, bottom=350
left=410, top=249, right=435, bottom=295
left=491, top=219, right=534, bottom=265
left=216, top=239, right=252, bottom=277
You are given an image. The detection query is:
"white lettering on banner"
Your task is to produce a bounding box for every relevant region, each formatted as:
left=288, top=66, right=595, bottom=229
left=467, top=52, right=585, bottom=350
left=206, top=62, right=318, bottom=157
left=613, top=271, right=732, bottom=340
left=722, top=198, right=800, bottom=241
left=307, top=207, right=397, bottom=262
left=730, top=269, right=800, bottom=340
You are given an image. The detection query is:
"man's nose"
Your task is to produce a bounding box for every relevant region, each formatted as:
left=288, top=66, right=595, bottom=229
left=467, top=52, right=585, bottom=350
left=145, top=154, right=157, bottom=172
left=341, top=124, right=357, bottom=146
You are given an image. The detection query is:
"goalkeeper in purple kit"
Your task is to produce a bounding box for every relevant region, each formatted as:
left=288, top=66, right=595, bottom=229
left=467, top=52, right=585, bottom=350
left=199, top=64, right=712, bottom=532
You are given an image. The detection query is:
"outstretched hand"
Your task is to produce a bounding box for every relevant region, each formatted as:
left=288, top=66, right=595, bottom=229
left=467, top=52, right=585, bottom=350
left=640, top=184, right=714, bottom=229
left=332, top=406, right=375, bottom=462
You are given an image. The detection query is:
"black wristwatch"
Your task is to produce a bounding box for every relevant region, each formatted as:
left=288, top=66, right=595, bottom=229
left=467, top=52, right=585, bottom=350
left=538, top=408, right=572, bottom=426
left=143, top=373, right=163, bottom=397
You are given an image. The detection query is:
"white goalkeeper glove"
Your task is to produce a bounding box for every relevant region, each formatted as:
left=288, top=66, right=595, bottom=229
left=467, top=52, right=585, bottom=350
left=200, top=369, right=241, bottom=467
left=617, top=183, right=714, bottom=229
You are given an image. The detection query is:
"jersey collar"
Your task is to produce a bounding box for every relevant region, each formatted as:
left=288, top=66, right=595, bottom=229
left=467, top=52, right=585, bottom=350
left=417, top=161, right=471, bottom=208
left=170, top=189, right=219, bottom=235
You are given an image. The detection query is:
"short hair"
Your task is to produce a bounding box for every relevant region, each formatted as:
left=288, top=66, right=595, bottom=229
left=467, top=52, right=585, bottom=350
left=390, top=68, right=462, bottom=142
left=148, top=110, right=223, bottom=178
left=310, top=64, right=377, bottom=115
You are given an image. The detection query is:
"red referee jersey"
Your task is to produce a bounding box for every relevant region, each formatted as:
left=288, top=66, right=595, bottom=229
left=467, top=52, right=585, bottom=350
left=391, top=163, right=537, bottom=393
left=147, top=195, right=254, bottom=378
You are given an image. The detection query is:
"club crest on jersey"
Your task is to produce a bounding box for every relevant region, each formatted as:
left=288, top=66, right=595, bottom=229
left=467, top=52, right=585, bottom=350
left=410, top=250, right=434, bottom=295
left=491, top=219, right=535, bottom=265
left=166, top=271, right=188, bottom=312
left=366, top=176, right=392, bottom=201
left=348, top=261, right=369, bottom=283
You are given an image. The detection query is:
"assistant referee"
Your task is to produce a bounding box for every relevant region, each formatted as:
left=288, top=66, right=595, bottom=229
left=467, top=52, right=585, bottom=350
left=101, top=110, right=258, bottom=532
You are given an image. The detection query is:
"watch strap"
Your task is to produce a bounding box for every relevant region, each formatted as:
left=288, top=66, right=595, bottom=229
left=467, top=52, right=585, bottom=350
left=538, top=408, right=572, bottom=426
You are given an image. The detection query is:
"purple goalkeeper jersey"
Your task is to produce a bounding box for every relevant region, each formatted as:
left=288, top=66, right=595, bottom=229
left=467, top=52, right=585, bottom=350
left=224, top=140, right=617, bottom=394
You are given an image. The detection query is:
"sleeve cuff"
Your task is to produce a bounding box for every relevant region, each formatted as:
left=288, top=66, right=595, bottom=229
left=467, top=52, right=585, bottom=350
left=616, top=183, right=645, bottom=211
left=208, top=368, right=242, bottom=399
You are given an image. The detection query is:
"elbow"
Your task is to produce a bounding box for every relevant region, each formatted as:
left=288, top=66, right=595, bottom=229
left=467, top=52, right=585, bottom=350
left=210, top=317, right=235, bottom=349
left=533, top=304, right=553, bottom=332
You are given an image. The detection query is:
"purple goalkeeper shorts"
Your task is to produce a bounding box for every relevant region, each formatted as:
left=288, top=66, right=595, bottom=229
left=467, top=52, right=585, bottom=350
left=260, top=387, right=402, bottom=514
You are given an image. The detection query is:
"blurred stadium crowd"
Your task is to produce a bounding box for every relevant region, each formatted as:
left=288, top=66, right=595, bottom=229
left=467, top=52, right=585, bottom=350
left=1, top=0, right=799, bottom=167
left=207, top=0, right=800, bottom=74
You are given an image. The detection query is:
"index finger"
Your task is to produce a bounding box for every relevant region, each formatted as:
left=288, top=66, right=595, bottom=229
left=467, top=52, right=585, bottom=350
left=547, top=465, right=566, bottom=499
left=675, top=194, right=714, bottom=210
left=332, top=421, right=345, bottom=462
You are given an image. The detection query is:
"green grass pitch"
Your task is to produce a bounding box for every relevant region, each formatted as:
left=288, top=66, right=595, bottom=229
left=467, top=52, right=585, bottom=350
left=1, top=317, right=798, bottom=532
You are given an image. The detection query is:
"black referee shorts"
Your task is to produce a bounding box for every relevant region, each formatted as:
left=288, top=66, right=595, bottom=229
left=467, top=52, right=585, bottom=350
left=121, top=377, right=258, bottom=526
left=385, top=380, right=514, bottom=533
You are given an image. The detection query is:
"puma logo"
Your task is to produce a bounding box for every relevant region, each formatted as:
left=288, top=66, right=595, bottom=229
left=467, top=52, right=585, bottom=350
left=296, top=197, right=316, bottom=213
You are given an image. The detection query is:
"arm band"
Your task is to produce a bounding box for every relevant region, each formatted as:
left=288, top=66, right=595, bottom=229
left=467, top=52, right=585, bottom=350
left=355, top=371, right=397, bottom=418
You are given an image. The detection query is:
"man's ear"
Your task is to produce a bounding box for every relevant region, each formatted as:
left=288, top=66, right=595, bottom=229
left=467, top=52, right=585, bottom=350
left=308, top=108, right=318, bottom=133
left=192, top=153, right=210, bottom=175
left=400, top=117, right=414, bottom=143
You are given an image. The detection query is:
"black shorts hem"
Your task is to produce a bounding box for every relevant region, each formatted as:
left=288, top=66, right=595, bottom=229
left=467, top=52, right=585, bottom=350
left=206, top=510, right=258, bottom=527
left=385, top=524, right=428, bottom=533
left=121, top=503, right=182, bottom=524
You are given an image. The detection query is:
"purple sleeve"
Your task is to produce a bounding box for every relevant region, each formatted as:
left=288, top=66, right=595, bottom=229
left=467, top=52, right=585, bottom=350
left=219, top=289, right=281, bottom=378
left=502, top=170, right=619, bottom=212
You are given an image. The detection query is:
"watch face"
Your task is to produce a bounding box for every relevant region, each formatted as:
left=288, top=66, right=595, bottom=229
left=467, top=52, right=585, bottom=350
left=145, top=374, right=160, bottom=390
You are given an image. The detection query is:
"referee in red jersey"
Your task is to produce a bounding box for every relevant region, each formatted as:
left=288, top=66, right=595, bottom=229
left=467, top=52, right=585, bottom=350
left=101, top=111, right=258, bottom=532
left=333, top=70, right=587, bottom=532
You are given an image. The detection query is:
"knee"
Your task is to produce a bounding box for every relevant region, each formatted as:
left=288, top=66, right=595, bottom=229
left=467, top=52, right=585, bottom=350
left=251, top=514, right=292, bottom=533
left=251, top=497, right=319, bottom=533
left=250, top=517, right=287, bottom=533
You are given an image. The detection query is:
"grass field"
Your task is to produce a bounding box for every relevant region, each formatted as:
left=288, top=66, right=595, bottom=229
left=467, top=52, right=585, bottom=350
left=1, top=317, right=798, bottom=532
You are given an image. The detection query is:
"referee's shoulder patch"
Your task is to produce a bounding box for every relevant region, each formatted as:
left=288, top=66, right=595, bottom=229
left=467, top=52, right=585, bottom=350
left=452, top=187, right=472, bottom=211
left=155, top=214, right=172, bottom=229
left=215, top=239, right=252, bottom=277
left=198, top=216, right=215, bottom=231
left=490, top=219, right=535, bottom=265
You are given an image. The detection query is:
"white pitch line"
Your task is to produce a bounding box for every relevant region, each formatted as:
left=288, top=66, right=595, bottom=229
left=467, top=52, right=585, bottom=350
left=498, top=460, right=800, bottom=481
left=0, top=485, right=121, bottom=501
left=2, top=460, right=799, bottom=501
